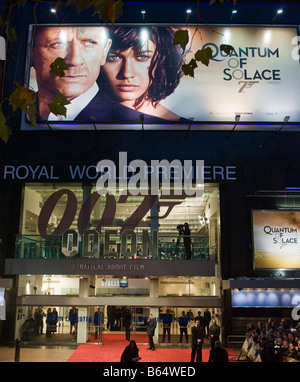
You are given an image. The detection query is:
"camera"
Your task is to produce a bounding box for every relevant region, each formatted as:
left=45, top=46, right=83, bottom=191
left=177, top=224, right=184, bottom=235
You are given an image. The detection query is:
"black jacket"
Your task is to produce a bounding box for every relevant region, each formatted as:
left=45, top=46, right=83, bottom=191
left=191, top=325, right=204, bottom=348
left=208, top=347, right=229, bottom=362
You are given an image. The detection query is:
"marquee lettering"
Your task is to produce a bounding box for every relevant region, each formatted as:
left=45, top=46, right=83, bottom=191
left=38, top=189, right=188, bottom=236
left=62, top=228, right=158, bottom=258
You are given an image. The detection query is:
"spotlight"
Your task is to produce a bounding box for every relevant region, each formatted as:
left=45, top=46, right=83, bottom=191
left=272, top=8, right=283, bottom=23
left=50, top=8, right=56, bottom=13
left=141, top=10, right=146, bottom=22
left=227, top=114, right=241, bottom=137
left=229, top=9, right=237, bottom=23
left=184, top=117, right=194, bottom=140
left=186, top=9, right=192, bottom=14
left=277, top=115, right=290, bottom=133
left=198, top=216, right=208, bottom=225
left=140, top=114, right=145, bottom=136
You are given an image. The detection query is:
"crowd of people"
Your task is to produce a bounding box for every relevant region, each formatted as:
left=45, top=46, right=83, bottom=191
left=121, top=311, right=227, bottom=363
left=242, top=317, right=300, bottom=362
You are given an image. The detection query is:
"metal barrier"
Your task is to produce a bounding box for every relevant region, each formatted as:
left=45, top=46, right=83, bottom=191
left=91, top=324, right=104, bottom=347
left=15, top=338, right=21, bottom=362
left=227, top=334, right=245, bottom=347
left=227, top=335, right=246, bottom=361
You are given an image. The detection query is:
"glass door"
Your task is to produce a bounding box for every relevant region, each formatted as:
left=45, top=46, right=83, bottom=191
left=159, top=307, right=177, bottom=345
left=130, top=306, right=149, bottom=345
left=87, top=306, right=104, bottom=346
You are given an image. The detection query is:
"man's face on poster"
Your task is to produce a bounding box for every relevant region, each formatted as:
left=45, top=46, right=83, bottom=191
left=32, top=26, right=111, bottom=100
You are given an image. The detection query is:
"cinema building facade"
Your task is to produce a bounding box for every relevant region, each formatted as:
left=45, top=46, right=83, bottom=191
left=1, top=1, right=300, bottom=347
left=3, top=171, right=224, bottom=345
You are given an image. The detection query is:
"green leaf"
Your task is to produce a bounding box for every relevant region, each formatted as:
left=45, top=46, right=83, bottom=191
left=181, top=58, right=198, bottom=78
left=17, top=0, right=28, bottom=7
left=49, top=57, right=69, bottom=77
left=194, top=47, right=213, bottom=66
left=5, top=25, right=17, bottom=43
left=9, top=86, right=36, bottom=112
left=220, top=44, right=234, bottom=55
left=93, top=0, right=123, bottom=24
left=173, top=29, right=189, bottom=52
left=0, top=110, right=12, bottom=143
left=66, top=0, right=92, bottom=13
left=26, top=104, right=37, bottom=126
left=107, top=0, right=123, bottom=24
left=48, top=93, right=71, bottom=117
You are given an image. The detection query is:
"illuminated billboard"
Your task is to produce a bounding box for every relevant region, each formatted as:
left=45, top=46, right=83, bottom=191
left=23, top=25, right=300, bottom=130
left=232, top=289, right=300, bottom=307
left=252, top=210, right=300, bottom=269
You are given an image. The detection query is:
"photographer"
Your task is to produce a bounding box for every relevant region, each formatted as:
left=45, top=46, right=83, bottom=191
left=183, top=222, right=192, bottom=260
left=175, top=224, right=184, bottom=258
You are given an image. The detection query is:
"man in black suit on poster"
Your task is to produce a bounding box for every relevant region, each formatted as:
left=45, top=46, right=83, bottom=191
left=31, top=25, right=167, bottom=124
left=191, top=319, right=205, bottom=362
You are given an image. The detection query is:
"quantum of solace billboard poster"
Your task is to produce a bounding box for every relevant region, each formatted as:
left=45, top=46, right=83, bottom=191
left=24, top=25, right=300, bottom=129
left=252, top=210, right=300, bottom=269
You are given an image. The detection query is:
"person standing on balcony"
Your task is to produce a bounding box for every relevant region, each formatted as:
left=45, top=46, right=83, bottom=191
left=183, top=222, right=191, bottom=260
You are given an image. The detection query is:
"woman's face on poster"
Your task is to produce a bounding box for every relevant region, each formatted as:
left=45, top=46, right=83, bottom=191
left=102, top=40, right=156, bottom=104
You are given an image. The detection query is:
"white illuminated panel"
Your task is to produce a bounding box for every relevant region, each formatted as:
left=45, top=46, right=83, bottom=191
left=232, top=289, right=300, bottom=307
left=252, top=210, right=300, bottom=269
left=23, top=25, right=300, bottom=130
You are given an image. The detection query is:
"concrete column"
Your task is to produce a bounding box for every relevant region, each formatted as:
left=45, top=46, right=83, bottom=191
left=77, top=307, right=88, bottom=343
left=79, top=277, right=89, bottom=297
left=77, top=278, right=89, bottom=343
left=148, top=278, right=159, bottom=344
left=149, top=278, right=158, bottom=299
left=150, top=307, right=159, bottom=346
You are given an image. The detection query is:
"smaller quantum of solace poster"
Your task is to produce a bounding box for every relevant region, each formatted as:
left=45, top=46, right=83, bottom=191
left=252, top=210, right=300, bottom=269
left=24, top=25, right=300, bottom=129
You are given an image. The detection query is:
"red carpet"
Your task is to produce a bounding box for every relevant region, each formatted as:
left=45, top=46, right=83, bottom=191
left=67, top=334, right=238, bottom=362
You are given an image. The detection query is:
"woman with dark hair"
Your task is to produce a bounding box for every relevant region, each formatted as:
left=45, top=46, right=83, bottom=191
left=121, top=340, right=141, bottom=362
left=99, top=26, right=185, bottom=121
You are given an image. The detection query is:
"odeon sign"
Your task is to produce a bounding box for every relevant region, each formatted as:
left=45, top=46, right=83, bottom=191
left=61, top=228, right=158, bottom=258
left=38, top=189, right=186, bottom=258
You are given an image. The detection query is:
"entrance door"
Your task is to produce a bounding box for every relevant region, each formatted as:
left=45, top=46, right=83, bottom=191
left=130, top=306, right=149, bottom=345
left=87, top=306, right=104, bottom=345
